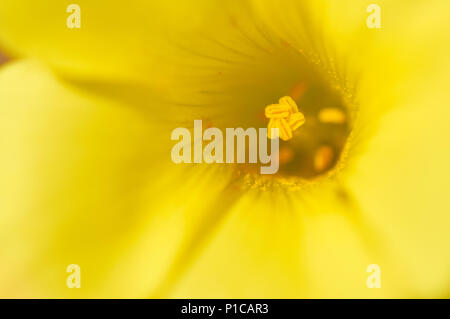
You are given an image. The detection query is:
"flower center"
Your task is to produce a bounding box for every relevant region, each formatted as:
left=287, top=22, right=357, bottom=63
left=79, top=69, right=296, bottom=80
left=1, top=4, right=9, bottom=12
left=174, top=30, right=354, bottom=182
left=265, top=96, right=306, bottom=141
left=264, top=85, right=350, bottom=179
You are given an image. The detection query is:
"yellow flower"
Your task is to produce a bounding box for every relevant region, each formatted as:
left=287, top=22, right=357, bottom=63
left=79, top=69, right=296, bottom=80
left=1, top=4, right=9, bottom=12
left=0, top=0, right=450, bottom=298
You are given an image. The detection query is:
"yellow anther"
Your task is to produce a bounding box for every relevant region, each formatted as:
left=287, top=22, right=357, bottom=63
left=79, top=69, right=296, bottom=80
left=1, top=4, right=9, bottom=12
left=288, top=112, right=306, bottom=131
left=318, top=107, right=346, bottom=124
left=265, top=96, right=305, bottom=141
left=268, top=119, right=292, bottom=140
left=267, top=118, right=278, bottom=139
left=279, top=96, right=299, bottom=114
left=278, top=118, right=293, bottom=141
left=265, top=104, right=290, bottom=119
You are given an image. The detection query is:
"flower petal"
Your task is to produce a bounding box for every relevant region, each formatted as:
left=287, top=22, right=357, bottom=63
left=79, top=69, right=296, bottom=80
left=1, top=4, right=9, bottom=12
left=0, top=59, right=153, bottom=297
left=0, top=1, right=217, bottom=84
left=0, top=60, right=235, bottom=297
left=165, top=185, right=409, bottom=298
left=344, top=1, right=450, bottom=296
left=346, top=76, right=450, bottom=296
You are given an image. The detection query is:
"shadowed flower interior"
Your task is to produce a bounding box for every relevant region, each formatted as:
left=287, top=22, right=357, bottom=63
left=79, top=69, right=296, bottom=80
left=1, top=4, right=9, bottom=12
left=172, top=19, right=354, bottom=181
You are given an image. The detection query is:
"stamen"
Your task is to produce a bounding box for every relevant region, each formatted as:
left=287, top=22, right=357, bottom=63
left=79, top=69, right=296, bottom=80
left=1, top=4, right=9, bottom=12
left=318, top=107, right=346, bottom=124
left=265, top=104, right=290, bottom=119
left=279, top=96, right=299, bottom=113
left=278, top=118, right=293, bottom=141
left=265, top=96, right=305, bottom=141
left=288, top=112, right=305, bottom=131
left=314, top=146, right=334, bottom=172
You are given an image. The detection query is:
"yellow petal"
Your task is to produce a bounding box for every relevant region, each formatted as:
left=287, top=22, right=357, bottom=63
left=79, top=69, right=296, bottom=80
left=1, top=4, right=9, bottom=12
left=168, top=185, right=408, bottom=297
left=0, top=60, right=236, bottom=297
left=0, top=60, right=150, bottom=297
left=346, top=80, right=450, bottom=296
left=167, top=190, right=308, bottom=297
left=342, top=1, right=450, bottom=296
left=0, top=1, right=217, bottom=84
